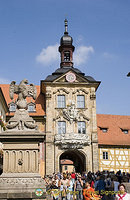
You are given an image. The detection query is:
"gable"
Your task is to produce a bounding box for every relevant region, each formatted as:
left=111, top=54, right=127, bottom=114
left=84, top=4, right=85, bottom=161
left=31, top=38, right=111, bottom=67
left=53, top=70, right=88, bottom=83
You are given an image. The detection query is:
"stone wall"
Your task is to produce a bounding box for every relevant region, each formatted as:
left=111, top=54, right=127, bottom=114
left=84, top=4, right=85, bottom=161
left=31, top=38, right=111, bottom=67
left=45, top=82, right=99, bottom=174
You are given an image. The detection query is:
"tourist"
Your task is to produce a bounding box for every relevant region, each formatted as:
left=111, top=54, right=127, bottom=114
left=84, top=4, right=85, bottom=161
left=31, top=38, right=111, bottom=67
left=83, top=181, right=101, bottom=200
left=74, top=175, right=83, bottom=200
left=115, top=183, right=130, bottom=200
left=71, top=171, right=76, bottom=185
left=59, top=173, right=69, bottom=200
left=113, top=176, right=120, bottom=193
left=67, top=175, right=74, bottom=200
left=95, top=175, right=106, bottom=200
left=54, top=174, right=59, bottom=188
left=50, top=180, right=59, bottom=200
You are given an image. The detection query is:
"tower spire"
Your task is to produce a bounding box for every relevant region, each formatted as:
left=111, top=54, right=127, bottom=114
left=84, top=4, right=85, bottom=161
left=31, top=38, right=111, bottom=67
left=64, top=19, right=68, bottom=34
left=59, top=19, right=75, bottom=68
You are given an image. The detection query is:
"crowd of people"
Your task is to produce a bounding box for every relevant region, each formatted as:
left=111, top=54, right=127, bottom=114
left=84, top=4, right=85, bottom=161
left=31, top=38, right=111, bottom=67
left=44, top=170, right=130, bottom=200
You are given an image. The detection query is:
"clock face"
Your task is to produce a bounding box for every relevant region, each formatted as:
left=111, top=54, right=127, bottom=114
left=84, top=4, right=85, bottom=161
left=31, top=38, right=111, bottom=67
left=66, top=72, right=76, bottom=83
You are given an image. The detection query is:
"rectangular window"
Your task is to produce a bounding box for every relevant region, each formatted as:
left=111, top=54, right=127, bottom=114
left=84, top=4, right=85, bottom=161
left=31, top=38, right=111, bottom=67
left=78, top=121, right=86, bottom=134
left=103, top=152, right=108, bottom=160
left=77, top=95, right=85, bottom=108
left=58, top=121, right=66, bottom=134
left=65, top=165, right=68, bottom=170
left=57, top=95, right=66, bottom=108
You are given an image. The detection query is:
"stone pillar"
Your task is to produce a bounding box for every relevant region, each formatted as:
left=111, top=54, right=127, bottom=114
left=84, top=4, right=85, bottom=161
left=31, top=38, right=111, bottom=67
left=92, top=140, right=99, bottom=172
left=45, top=139, right=55, bottom=175
left=90, top=87, right=99, bottom=172
left=0, top=131, right=46, bottom=199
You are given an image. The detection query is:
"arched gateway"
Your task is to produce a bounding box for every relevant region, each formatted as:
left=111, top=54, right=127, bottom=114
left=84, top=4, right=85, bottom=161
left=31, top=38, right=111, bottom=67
left=60, top=150, right=86, bottom=174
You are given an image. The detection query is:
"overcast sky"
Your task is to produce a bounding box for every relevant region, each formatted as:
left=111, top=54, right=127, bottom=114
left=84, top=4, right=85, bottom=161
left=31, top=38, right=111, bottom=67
left=0, top=0, right=130, bottom=115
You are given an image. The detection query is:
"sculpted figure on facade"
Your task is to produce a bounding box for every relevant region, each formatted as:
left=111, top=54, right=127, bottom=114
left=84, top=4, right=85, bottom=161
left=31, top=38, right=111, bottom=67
left=6, top=79, right=37, bottom=130
left=63, top=101, right=79, bottom=124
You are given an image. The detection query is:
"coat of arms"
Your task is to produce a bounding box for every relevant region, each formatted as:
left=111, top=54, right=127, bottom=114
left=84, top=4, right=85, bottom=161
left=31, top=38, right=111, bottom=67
left=63, top=102, right=79, bottom=124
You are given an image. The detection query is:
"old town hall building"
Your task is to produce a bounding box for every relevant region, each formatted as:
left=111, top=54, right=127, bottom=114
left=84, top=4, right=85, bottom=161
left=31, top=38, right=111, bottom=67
left=0, top=20, right=130, bottom=176
left=41, top=19, right=100, bottom=174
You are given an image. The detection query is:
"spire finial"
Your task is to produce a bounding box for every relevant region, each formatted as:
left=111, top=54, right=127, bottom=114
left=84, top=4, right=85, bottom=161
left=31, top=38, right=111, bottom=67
left=64, top=19, right=68, bottom=34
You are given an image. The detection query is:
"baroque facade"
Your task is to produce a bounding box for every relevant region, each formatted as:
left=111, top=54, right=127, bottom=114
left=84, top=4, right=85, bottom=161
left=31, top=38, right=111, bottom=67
left=41, top=19, right=100, bottom=174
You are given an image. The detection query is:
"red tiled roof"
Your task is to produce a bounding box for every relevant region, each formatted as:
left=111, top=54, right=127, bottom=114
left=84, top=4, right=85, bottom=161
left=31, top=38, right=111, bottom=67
left=97, top=114, right=130, bottom=146
left=0, top=84, right=45, bottom=116
left=60, top=159, right=73, bottom=165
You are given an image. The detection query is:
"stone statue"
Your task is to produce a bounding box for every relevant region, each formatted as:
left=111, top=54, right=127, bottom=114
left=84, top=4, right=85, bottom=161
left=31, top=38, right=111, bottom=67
left=6, top=79, right=37, bottom=130
left=9, top=79, right=37, bottom=109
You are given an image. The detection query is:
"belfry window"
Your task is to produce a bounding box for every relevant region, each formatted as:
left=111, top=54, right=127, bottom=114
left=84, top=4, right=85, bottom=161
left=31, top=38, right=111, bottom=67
left=58, top=121, right=66, bottom=134
left=57, top=95, right=66, bottom=108
left=64, top=51, right=70, bottom=61
left=78, top=121, right=86, bottom=134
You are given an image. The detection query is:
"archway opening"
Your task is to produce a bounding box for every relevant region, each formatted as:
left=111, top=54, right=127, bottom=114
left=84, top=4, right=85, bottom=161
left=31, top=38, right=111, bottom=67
left=60, top=150, right=86, bottom=174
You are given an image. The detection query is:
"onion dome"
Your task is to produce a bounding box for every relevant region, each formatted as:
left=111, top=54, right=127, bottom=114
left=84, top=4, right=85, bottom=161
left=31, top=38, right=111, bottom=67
left=60, top=19, right=73, bottom=46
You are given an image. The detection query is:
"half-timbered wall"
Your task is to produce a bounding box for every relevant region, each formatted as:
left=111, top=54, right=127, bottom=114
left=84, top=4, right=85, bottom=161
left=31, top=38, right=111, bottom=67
left=99, top=147, right=130, bottom=173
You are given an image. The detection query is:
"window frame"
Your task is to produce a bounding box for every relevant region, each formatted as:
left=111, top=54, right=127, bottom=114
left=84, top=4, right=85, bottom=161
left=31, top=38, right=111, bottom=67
left=27, top=102, right=36, bottom=112
left=77, top=95, right=85, bottom=108
left=58, top=121, right=66, bottom=134
left=57, top=95, right=66, bottom=108
left=103, top=151, right=108, bottom=160
left=77, top=121, right=86, bottom=134
left=9, top=102, right=16, bottom=112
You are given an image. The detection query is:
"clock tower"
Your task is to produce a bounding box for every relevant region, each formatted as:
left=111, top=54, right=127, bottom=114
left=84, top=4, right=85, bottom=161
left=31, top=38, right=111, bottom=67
left=41, top=20, right=100, bottom=175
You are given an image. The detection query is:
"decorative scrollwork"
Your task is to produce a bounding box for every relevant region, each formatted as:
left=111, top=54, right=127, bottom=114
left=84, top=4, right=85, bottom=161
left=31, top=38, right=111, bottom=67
left=53, top=88, right=69, bottom=94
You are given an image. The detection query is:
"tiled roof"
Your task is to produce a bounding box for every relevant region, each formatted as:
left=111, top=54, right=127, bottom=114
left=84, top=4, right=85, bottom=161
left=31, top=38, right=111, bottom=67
left=43, top=67, right=98, bottom=83
left=0, top=87, right=8, bottom=112
left=97, top=114, right=130, bottom=146
left=0, top=84, right=45, bottom=116
left=60, top=159, right=73, bottom=165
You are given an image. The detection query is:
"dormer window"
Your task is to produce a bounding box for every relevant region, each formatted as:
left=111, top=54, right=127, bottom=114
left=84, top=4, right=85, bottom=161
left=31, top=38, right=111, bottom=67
left=121, top=129, right=129, bottom=134
left=64, top=51, right=70, bottom=61
left=99, top=127, right=108, bottom=133
left=9, top=102, right=16, bottom=112
left=28, top=102, right=36, bottom=112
